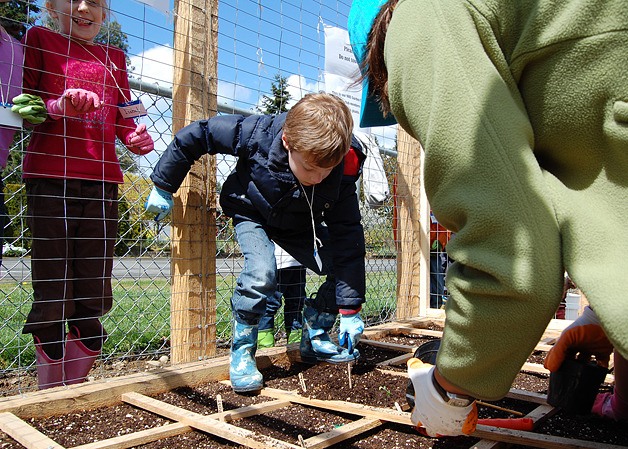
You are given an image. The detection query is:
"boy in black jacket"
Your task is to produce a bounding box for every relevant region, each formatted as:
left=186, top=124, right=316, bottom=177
left=146, top=93, right=366, bottom=393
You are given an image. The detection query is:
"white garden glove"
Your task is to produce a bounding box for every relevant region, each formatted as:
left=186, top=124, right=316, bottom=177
left=407, top=358, right=478, bottom=437
left=145, top=186, right=173, bottom=221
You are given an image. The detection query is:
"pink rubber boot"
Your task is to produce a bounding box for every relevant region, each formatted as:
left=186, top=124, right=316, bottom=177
left=63, top=328, right=101, bottom=385
left=34, top=337, right=64, bottom=390
left=592, top=351, right=628, bottom=422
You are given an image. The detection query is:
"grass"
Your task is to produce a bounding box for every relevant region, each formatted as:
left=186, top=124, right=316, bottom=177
left=0, top=272, right=397, bottom=369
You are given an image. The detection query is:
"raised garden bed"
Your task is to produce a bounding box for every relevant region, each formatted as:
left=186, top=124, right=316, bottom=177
left=0, top=318, right=624, bottom=449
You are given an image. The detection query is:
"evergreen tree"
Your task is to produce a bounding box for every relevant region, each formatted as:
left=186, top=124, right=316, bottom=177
left=258, top=74, right=292, bottom=114
left=0, top=0, right=40, bottom=40
left=117, top=142, right=140, bottom=174
left=95, top=20, right=134, bottom=70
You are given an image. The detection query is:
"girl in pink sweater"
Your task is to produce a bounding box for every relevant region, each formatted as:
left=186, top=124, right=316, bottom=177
left=21, top=0, right=154, bottom=389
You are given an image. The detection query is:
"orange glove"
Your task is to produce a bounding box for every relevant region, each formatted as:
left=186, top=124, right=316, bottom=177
left=544, top=306, right=613, bottom=372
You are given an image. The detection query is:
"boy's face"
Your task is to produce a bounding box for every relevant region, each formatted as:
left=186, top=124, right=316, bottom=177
left=282, top=134, right=334, bottom=186
left=48, top=0, right=106, bottom=43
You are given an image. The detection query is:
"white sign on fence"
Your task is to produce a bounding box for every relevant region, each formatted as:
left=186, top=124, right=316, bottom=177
left=132, top=0, right=170, bottom=16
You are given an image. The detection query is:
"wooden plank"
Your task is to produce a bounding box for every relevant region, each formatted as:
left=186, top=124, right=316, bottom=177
left=359, top=339, right=416, bottom=353
left=472, top=424, right=626, bottom=449
left=0, top=347, right=288, bottom=419
left=122, top=392, right=300, bottom=449
left=470, top=402, right=557, bottom=448
left=71, top=423, right=190, bottom=449
left=521, top=363, right=615, bottom=385
left=391, top=328, right=444, bottom=338
left=260, top=387, right=412, bottom=425
left=303, top=417, right=383, bottom=449
left=263, top=387, right=627, bottom=449
left=71, top=398, right=292, bottom=449
left=506, top=389, right=548, bottom=405
left=0, top=412, right=65, bottom=449
left=377, top=352, right=413, bottom=367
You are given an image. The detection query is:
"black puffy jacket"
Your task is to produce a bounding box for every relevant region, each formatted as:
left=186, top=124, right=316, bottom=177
left=151, top=113, right=366, bottom=308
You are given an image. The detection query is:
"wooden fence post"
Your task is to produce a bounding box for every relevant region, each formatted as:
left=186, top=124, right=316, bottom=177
left=170, top=0, right=219, bottom=363
left=395, top=129, right=430, bottom=319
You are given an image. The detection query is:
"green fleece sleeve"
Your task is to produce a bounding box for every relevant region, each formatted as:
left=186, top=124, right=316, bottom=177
left=386, top=0, right=564, bottom=400
left=386, top=0, right=628, bottom=400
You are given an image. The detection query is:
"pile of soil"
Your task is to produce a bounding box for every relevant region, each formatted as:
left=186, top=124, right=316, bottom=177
left=0, top=335, right=625, bottom=449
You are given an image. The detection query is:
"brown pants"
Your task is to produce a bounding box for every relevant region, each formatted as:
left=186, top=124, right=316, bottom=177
left=22, top=179, right=118, bottom=344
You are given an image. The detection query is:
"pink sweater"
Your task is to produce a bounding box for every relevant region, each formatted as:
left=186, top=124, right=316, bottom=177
left=22, top=26, right=150, bottom=183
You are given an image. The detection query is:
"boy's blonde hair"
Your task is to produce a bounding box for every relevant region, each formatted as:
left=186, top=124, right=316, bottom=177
left=283, top=93, right=353, bottom=168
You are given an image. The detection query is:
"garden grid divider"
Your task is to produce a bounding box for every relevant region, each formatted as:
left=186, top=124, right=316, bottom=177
left=0, top=318, right=620, bottom=449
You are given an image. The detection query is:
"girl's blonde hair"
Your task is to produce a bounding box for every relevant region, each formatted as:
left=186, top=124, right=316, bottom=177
left=283, top=93, right=353, bottom=168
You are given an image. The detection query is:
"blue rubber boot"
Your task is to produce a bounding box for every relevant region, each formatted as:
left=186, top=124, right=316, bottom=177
left=300, top=305, right=359, bottom=364
left=230, top=321, right=263, bottom=393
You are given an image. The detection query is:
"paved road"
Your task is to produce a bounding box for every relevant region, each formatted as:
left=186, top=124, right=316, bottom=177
left=1, top=257, right=395, bottom=283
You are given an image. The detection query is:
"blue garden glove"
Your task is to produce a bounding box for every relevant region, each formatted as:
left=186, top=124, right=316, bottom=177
left=145, top=186, right=173, bottom=221
left=338, top=311, right=364, bottom=354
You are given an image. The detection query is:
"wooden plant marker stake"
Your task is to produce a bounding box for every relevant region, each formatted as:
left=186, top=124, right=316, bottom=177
left=476, top=401, right=524, bottom=417
left=216, top=394, right=223, bottom=415
left=298, top=372, right=307, bottom=393
left=347, top=363, right=353, bottom=389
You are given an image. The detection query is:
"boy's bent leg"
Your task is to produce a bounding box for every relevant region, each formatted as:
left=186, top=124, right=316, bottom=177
left=231, top=221, right=277, bottom=323
left=230, top=221, right=276, bottom=392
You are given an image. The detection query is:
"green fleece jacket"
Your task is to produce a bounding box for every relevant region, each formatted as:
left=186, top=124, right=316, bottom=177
left=385, top=0, right=628, bottom=400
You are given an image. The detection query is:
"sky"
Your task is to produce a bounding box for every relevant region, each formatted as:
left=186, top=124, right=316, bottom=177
left=32, top=0, right=396, bottom=176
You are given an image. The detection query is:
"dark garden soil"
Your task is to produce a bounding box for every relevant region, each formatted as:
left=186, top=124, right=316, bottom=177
left=0, top=334, right=626, bottom=448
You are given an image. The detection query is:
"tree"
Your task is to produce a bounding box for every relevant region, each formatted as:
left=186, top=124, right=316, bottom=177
left=0, top=0, right=40, bottom=40
left=117, top=142, right=140, bottom=174
left=95, top=20, right=134, bottom=71
left=257, top=74, right=292, bottom=114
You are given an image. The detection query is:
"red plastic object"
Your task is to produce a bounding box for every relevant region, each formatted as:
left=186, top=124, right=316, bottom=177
left=477, top=418, right=534, bottom=431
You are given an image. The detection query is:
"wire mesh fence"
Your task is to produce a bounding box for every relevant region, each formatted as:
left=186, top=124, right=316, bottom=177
left=0, top=0, right=417, bottom=396
left=0, top=0, right=573, bottom=399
